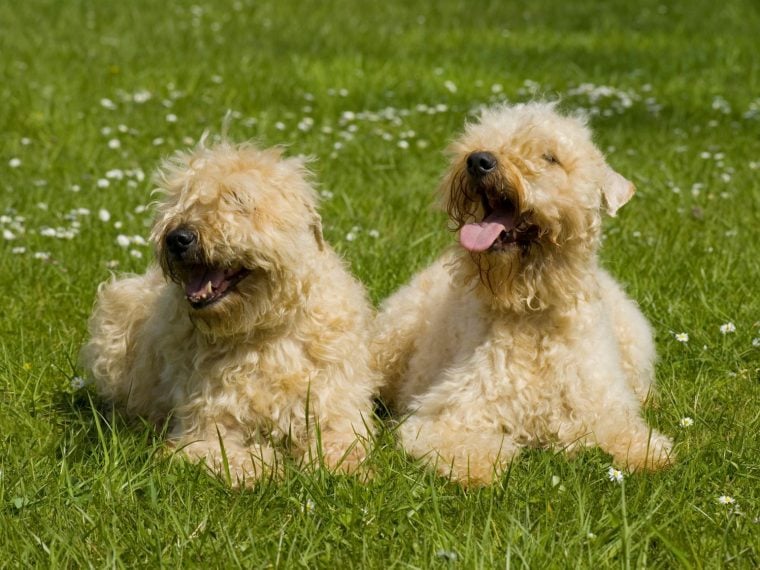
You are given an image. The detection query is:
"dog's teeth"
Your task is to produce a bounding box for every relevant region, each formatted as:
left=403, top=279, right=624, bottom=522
left=204, top=281, right=213, bottom=295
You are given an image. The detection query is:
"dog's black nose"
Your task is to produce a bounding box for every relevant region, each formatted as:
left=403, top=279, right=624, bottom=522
left=466, top=151, right=498, bottom=177
left=166, top=227, right=197, bottom=256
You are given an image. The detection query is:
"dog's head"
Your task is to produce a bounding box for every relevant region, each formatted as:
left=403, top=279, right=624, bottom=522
left=442, top=102, right=634, bottom=266
left=151, top=140, right=324, bottom=333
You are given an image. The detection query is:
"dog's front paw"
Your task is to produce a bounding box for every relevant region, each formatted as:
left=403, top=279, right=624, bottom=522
left=623, top=431, right=675, bottom=472
left=439, top=454, right=504, bottom=487
left=399, top=418, right=519, bottom=486
left=308, top=435, right=373, bottom=480
left=177, top=440, right=279, bottom=487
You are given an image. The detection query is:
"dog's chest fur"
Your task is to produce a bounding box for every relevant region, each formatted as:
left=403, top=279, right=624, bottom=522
left=404, top=268, right=615, bottom=443
left=159, top=328, right=317, bottom=439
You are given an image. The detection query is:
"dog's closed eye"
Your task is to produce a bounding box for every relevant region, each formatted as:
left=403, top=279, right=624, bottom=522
left=542, top=152, right=561, bottom=166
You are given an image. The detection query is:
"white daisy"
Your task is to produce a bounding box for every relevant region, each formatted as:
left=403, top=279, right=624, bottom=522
left=70, top=376, right=86, bottom=390
left=719, top=322, right=736, bottom=334
left=607, top=467, right=624, bottom=483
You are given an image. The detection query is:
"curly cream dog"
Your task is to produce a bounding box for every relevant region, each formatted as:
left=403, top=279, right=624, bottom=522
left=373, top=102, right=673, bottom=485
left=81, top=139, right=379, bottom=485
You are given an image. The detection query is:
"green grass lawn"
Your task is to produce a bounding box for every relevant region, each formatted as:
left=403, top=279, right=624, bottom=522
left=1, top=0, right=759, bottom=566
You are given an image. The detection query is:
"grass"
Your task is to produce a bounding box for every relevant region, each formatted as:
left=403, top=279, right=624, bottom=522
left=1, top=0, right=758, bottom=566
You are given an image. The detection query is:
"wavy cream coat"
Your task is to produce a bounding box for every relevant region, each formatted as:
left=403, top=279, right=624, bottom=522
left=81, top=141, right=379, bottom=485
left=373, top=103, right=673, bottom=485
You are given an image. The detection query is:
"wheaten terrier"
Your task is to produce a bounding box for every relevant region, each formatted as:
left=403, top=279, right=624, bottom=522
left=80, top=139, right=379, bottom=485
left=372, top=102, right=674, bottom=485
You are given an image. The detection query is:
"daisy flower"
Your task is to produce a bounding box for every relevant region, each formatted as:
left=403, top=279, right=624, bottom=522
left=435, top=550, right=458, bottom=562
left=607, top=467, right=624, bottom=484
left=70, top=376, right=86, bottom=390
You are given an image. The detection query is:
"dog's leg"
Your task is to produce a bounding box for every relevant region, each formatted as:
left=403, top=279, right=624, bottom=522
left=597, top=270, right=656, bottom=404
left=371, top=260, right=450, bottom=408
left=290, top=405, right=374, bottom=477
left=371, top=296, right=429, bottom=406
left=398, top=413, right=519, bottom=486
left=592, top=411, right=673, bottom=471
left=80, top=266, right=170, bottom=420
left=174, top=427, right=280, bottom=487
left=306, top=427, right=371, bottom=476
left=558, top=301, right=673, bottom=471
left=568, top=367, right=673, bottom=471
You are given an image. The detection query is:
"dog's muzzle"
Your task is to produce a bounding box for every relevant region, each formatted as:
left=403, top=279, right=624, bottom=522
left=457, top=153, right=540, bottom=253
left=162, top=226, right=252, bottom=310
left=166, top=226, right=198, bottom=259
left=466, top=151, right=497, bottom=179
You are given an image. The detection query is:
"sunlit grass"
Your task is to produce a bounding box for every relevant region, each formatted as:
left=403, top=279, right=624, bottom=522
left=1, top=0, right=758, bottom=566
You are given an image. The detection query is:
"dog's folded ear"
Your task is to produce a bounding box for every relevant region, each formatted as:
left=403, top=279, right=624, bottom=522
left=308, top=205, right=325, bottom=251
left=602, top=167, right=636, bottom=217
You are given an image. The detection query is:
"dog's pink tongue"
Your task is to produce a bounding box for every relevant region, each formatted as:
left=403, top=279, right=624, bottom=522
left=185, top=267, right=226, bottom=299
left=459, top=209, right=515, bottom=252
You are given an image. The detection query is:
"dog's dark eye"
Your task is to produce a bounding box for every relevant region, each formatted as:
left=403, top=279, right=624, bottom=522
left=542, top=152, right=560, bottom=165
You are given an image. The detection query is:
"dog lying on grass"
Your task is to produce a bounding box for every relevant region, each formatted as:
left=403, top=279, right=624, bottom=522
left=372, top=102, right=674, bottom=485
left=81, top=139, right=379, bottom=486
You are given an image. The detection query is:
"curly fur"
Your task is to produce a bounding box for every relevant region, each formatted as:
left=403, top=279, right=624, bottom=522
left=372, top=102, right=673, bottom=486
left=80, top=140, right=379, bottom=485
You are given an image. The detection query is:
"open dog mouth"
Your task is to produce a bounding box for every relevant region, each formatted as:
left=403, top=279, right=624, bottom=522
left=182, top=264, right=250, bottom=309
left=459, top=191, right=539, bottom=253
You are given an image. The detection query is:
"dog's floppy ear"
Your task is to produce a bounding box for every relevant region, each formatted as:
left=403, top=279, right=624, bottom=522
left=287, top=154, right=325, bottom=252
left=308, top=204, right=325, bottom=251
left=602, top=167, right=636, bottom=217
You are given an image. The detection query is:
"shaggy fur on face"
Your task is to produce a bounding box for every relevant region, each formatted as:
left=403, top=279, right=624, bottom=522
left=80, top=140, right=380, bottom=486
left=372, top=102, right=673, bottom=486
